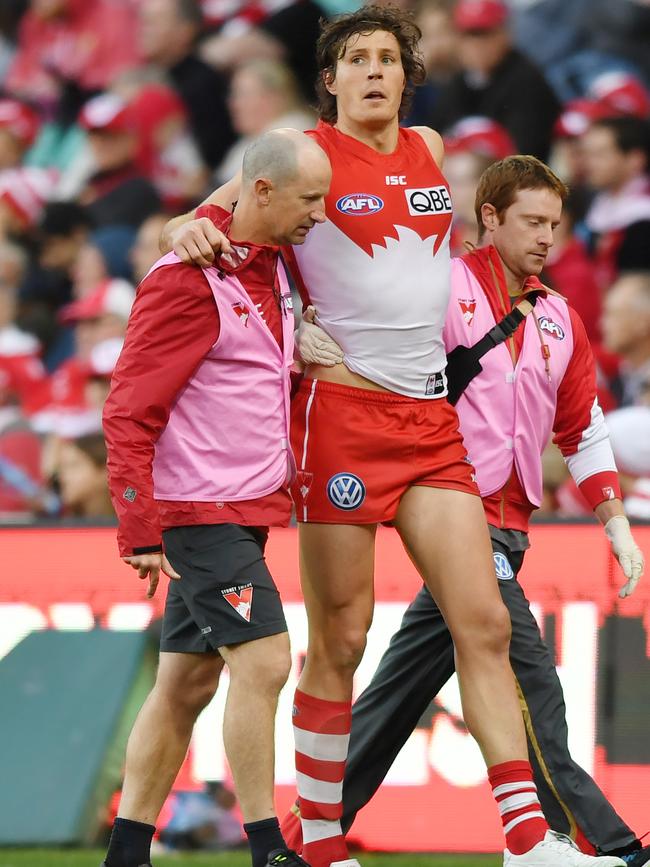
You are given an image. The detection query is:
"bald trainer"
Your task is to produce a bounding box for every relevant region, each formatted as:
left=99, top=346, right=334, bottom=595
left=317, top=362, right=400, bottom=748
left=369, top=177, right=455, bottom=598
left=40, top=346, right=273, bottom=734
left=101, top=130, right=331, bottom=867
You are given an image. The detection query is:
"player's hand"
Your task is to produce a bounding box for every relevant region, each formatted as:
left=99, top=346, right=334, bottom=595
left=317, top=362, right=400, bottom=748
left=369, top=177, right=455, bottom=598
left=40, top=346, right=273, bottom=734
left=122, top=553, right=181, bottom=599
left=171, top=217, right=232, bottom=267
left=296, top=305, right=344, bottom=367
left=604, top=515, right=645, bottom=597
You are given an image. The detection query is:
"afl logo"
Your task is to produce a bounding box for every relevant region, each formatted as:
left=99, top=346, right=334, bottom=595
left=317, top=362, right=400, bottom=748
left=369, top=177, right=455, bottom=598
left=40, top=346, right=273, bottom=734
left=493, top=552, right=514, bottom=580
left=538, top=316, right=565, bottom=340
left=327, top=472, right=366, bottom=510
left=336, top=193, right=384, bottom=216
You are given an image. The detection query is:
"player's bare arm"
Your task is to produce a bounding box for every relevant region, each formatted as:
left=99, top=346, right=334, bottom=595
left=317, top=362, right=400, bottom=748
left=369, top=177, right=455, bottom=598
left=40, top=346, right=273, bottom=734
left=410, top=125, right=445, bottom=167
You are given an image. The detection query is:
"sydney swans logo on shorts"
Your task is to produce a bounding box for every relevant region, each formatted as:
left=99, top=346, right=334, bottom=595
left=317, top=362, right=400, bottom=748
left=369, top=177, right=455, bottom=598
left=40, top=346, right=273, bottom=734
left=336, top=193, right=384, bottom=216
left=327, top=472, right=366, bottom=510
left=221, top=582, right=253, bottom=622
left=493, top=552, right=514, bottom=580
left=538, top=315, right=565, bottom=340
left=405, top=185, right=453, bottom=217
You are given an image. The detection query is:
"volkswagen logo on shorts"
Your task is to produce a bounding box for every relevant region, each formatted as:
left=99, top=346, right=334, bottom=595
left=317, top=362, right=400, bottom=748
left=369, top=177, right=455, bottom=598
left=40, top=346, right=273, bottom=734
left=327, top=472, right=366, bottom=510
left=493, top=552, right=514, bottom=580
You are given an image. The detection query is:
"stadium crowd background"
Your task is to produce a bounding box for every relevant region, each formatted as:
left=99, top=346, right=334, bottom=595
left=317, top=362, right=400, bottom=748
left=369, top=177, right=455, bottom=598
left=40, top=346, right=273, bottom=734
left=0, top=0, right=650, bottom=525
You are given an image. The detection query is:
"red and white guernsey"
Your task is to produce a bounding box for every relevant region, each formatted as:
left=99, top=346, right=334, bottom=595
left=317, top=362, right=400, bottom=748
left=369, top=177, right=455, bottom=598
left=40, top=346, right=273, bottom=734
left=287, top=121, right=453, bottom=398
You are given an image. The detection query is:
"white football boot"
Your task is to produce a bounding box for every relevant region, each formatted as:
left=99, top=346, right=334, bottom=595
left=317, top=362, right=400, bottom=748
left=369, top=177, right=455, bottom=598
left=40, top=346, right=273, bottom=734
left=504, top=831, right=626, bottom=866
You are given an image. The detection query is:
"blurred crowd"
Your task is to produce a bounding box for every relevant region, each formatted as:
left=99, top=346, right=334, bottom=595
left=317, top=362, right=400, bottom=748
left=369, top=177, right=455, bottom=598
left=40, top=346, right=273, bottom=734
left=0, top=0, right=649, bottom=524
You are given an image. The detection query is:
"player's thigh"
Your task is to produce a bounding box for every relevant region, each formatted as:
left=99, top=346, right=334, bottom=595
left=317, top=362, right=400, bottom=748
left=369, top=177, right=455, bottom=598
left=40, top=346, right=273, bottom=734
left=298, top=522, right=376, bottom=633
left=394, top=485, right=508, bottom=645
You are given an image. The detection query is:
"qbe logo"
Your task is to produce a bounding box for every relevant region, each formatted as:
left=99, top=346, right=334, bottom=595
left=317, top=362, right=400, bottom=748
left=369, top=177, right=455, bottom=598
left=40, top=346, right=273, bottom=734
left=405, top=185, right=453, bottom=216
left=336, top=193, right=384, bottom=216
left=327, top=472, right=366, bottom=510
left=493, top=551, right=514, bottom=580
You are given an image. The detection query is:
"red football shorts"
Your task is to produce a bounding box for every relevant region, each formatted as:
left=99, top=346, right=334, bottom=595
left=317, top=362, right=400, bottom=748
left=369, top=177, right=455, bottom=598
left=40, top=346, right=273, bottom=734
left=290, top=378, right=478, bottom=524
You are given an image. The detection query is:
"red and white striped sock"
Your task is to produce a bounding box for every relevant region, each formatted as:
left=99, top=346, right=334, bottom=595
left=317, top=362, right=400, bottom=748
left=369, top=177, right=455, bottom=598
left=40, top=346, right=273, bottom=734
left=293, top=688, right=351, bottom=867
left=488, top=760, right=549, bottom=855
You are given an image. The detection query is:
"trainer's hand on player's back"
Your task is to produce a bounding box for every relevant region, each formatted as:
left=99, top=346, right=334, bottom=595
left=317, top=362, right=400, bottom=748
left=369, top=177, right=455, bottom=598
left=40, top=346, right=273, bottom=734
left=122, top=553, right=181, bottom=599
left=171, top=217, right=232, bottom=267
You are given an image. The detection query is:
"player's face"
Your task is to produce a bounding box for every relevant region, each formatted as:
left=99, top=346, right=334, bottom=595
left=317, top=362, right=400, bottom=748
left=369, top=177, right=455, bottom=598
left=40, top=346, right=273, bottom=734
left=325, top=30, right=406, bottom=129
left=268, top=153, right=331, bottom=245
left=491, top=188, right=562, bottom=280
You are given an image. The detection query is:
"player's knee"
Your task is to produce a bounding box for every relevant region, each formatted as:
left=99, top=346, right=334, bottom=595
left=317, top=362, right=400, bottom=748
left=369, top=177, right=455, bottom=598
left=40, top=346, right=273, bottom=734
left=154, top=660, right=220, bottom=718
left=252, top=646, right=292, bottom=695
left=455, top=601, right=511, bottom=658
left=227, top=634, right=292, bottom=696
left=316, top=626, right=367, bottom=672
left=479, top=602, right=512, bottom=656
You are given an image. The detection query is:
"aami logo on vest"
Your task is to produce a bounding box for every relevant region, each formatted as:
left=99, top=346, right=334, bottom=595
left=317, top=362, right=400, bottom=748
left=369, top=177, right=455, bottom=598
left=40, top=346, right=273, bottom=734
left=336, top=193, right=384, bottom=216
left=538, top=315, right=565, bottom=340
left=405, top=185, right=453, bottom=216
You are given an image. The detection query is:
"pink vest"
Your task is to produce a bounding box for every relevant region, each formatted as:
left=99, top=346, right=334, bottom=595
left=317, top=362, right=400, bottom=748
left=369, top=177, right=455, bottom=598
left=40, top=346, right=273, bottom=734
left=445, top=258, right=574, bottom=506
left=150, top=252, right=295, bottom=501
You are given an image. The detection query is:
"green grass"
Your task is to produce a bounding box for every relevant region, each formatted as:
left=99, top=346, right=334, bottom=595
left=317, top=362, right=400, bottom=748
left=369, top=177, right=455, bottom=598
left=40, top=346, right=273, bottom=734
left=0, top=852, right=502, bottom=867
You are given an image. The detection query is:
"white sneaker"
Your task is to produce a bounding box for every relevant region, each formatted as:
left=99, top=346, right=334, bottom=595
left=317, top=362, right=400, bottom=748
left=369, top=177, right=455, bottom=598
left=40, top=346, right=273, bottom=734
left=504, top=831, right=627, bottom=866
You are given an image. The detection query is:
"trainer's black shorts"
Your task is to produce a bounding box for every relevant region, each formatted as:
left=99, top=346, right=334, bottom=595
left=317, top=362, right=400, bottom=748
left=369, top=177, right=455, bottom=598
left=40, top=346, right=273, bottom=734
left=160, top=524, right=288, bottom=653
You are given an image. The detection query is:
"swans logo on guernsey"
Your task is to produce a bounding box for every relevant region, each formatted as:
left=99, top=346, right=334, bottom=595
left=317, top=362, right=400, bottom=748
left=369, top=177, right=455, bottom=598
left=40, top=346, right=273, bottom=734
left=336, top=193, right=384, bottom=216
left=538, top=316, right=565, bottom=340
left=327, top=472, right=366, bottom=510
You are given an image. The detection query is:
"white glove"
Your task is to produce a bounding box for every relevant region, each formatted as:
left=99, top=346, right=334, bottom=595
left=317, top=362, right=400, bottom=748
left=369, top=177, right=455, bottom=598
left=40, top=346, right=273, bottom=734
left=295, top=305, right=344, bottom=367
left=604, top=515, right=645, bottom=598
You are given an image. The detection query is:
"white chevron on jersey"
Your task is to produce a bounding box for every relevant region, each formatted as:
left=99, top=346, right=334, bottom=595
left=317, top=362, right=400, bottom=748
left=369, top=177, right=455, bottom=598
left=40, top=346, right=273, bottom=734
left=293, top=216, right=450, bottom=396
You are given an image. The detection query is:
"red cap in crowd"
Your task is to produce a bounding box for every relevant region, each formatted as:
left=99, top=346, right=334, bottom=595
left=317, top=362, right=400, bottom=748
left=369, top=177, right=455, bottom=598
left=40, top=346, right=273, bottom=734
left=588, top=71, right=650, bottom=119
left=78, top=93, right=136, bottom=135
left=59, top=279, right=135, bottom=324
left=553, top=99, right=612, bottom=139
left=0, top=167, right=58, bottom=227
left=0, top=99, right=40, bottom=148
left=445, top=116, right=516, bottom=160
left=454, top=0, right=508, bottom=32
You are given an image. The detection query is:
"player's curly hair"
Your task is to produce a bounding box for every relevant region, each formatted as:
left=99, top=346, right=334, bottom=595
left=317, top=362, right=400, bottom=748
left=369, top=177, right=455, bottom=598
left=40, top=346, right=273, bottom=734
left=315, top=5, right=426, bottom=124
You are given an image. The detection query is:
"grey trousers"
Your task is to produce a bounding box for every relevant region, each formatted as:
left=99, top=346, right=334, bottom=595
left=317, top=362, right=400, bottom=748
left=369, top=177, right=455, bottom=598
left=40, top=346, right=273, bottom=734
left=340, top=537, right=635, bottom=854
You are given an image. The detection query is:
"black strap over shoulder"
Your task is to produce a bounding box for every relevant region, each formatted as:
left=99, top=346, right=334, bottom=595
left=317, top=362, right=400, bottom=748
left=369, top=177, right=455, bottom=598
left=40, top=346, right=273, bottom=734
left=469, top=304, right=529, bottom=358
left=445, top=292, right=540, bottom=405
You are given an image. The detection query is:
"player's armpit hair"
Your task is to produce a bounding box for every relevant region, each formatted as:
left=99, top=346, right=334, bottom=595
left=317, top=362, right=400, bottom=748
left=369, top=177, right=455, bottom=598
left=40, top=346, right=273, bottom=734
left=241, top=132, right=299, bottom=185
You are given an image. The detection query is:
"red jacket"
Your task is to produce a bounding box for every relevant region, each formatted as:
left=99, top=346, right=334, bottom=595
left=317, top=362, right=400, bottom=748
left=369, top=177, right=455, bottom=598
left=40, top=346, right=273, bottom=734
left=103, top=209, right=291, bottom=557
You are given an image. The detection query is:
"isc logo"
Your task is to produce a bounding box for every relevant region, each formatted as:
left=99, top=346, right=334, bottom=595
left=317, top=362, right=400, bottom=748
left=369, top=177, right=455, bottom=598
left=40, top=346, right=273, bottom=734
left=385, top=175, right=407, bottom=185
left=405, top=185, right=453, bottom=216
left=336, top=193, right=384, bottom=216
